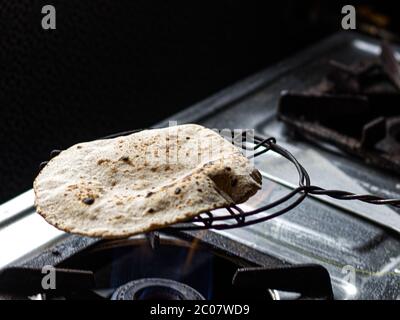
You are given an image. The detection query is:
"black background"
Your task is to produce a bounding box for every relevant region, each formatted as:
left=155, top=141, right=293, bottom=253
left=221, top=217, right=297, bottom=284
left=0, top=1, right=397, bottom=202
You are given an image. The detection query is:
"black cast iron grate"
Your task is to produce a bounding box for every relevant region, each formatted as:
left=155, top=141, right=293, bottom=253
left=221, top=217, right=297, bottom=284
left=39, top=128, right=400, bottom=233
left=278, top=42, right=400, bottom=174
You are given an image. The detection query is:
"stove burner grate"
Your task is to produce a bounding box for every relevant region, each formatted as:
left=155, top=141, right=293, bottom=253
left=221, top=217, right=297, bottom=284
left=278, top=42, right=400, bottom=174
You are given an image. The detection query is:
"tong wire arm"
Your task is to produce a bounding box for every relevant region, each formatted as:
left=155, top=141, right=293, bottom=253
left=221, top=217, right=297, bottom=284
left=171, top=133, right=400, bottom=230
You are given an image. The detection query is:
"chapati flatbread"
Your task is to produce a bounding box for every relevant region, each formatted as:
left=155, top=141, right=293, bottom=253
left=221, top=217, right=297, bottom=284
left=34, top=124, right=261, bottom=238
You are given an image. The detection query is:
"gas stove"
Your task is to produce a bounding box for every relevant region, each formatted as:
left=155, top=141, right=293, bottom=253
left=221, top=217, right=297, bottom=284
left=1, top=31, right=400, bottom=300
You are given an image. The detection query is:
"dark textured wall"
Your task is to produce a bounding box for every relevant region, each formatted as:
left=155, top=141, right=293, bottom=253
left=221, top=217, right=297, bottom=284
left=0, top=1, right=328, bottom=203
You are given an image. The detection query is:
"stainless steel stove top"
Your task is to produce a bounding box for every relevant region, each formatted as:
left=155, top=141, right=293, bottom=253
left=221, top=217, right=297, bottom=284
left=1, top=31, right=400, bottom=299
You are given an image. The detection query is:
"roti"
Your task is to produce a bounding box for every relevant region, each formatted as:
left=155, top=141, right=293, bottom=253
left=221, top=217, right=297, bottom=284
left=34, top=124, right=262, bottom=238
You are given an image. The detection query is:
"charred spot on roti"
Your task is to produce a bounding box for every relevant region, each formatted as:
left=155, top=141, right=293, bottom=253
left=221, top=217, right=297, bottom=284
left=250, top=170, right=262, bottom=184
left=97, top=159, right=109, bottom=165
left=174, top=187, right=181, bottom=195
left=82, top=197, right=95, bottom=205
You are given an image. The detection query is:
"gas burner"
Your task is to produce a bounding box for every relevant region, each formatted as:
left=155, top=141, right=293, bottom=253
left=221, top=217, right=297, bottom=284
left=0, top=233, right=333, bottom=300
left=111, top=278, right=205, bottom=300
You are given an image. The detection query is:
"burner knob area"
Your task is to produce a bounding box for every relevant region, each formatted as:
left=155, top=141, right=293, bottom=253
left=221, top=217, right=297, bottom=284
left=111, top=278, right=205, bottom=300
